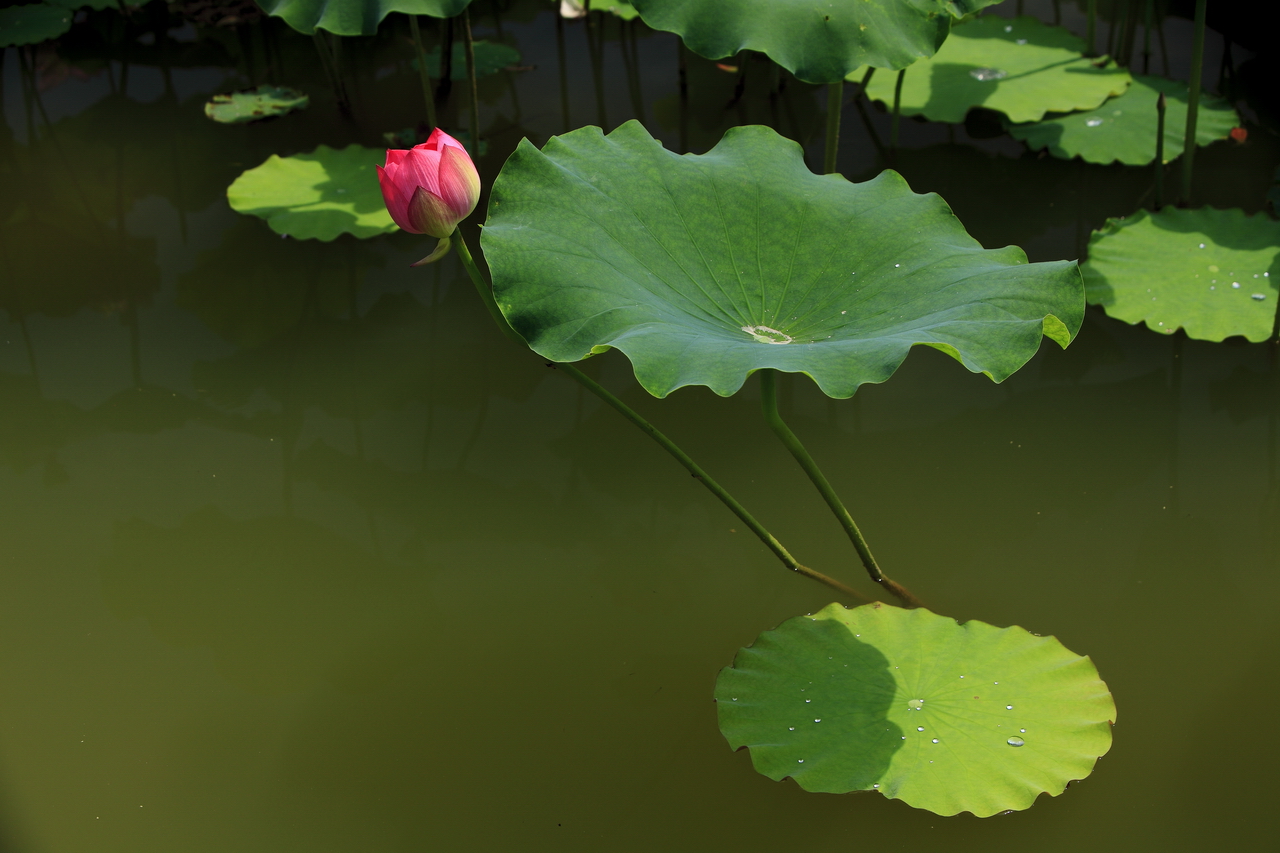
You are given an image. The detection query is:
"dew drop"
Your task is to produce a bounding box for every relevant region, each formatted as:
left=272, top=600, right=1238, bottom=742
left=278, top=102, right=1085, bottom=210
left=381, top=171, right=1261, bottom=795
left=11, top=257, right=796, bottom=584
left=1020, top=728, right=1026, bottom=733
left=788, top=727, right=795, bottom=731
left=1007, top=737, right=1025, bottom=747
left=1253, top=293, right=1266, bottom=301
left=932, top=738, right=939, bottom=744
left=969, top=67, right=1007, bottom=81
left=1085, top=117, right=1104, bottom=127
left=805, top=699, right=811, bottom=703
left=1006, top=705, right=1014, bottom=710
left=798, top=759, right=805, bottom=763
left=907, top=698, right=924, bottom=710
left=1233, top=282, right=1241, bottom=288
left=1199, top=243, right=1206, bottom=248
left=1016, top=38, right=1027, bottom=44
left=917, top=726, right=924, bottom=732
left=1004, top=24, right=1012, bottom=31
left=894, top=263, right=900, bottom=268
left=815, top=719, right=821, bottom=723
left=873, top=784, right=880, bottom=789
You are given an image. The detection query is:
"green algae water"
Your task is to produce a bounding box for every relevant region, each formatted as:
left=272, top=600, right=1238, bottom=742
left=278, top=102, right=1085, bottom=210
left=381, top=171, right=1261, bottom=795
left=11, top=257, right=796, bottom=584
left=2, top=1, right=1278, bottom=850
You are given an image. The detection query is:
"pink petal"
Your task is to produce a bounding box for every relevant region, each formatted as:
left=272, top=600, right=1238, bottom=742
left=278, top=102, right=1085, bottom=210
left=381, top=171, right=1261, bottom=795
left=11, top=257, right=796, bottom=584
left=437, top=145, right=481, bottom=219
left=377, top=163, right=417, bottom=232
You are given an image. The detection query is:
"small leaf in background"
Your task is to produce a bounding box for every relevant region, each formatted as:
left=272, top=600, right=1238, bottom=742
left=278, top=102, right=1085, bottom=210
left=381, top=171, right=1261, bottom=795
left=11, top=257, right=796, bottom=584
left=414, top=39, right=521, bottom=80
left=1082, top=207, right=1280, bottom=342
left=0, top=4, right=73, bottom=47
left=483, top=121, right=1082, bottom=400
left=853, top=15, right=1131, bottom=123
left=204, top=85, right=310, bottom=124
left=1007, top=75, right=1239, bottom=165
left=715, top=603, right=1116, bottom=817
left=630, top=0, right=953, bottom=84
left=226, top=144, right=397, bottom=241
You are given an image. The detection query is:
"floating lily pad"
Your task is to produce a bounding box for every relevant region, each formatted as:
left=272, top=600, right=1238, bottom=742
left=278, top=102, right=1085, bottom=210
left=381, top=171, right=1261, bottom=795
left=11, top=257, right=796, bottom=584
left=255, top=0, right=471, bottom=36
left=227, top=144, right=397, bottom=241
left=715, top=603, right=1116, bottom=816
left=1081, top=207, right=1280, bottom=342
left=853, top=15, right=1131, bottom=123
left=1007, top=75, right=1240, bottom=165
left=0, top=3, right=72, bottom=47
left=629, top=0, right=963, bottom=83
left=415, top=39, right=521, bottom=80
left=204, top=85, right=310, bottom=124
left=483, top=121, right=1082, bottom=399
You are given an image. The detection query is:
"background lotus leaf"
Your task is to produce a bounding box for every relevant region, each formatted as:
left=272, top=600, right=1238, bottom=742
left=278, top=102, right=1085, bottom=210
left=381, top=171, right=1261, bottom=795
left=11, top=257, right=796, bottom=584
left=483, top=121, right=1083, bottom=399
left=1007, top=75, right=1240, bottom=165
left=416, top=39, right=521, bottom=80
left=204, top=85, right=310, bottom=124
left=226, top=144, right=397, bottom=241
left=853, top=15, right=1131, bottom=123
left=628, top=0, right=955, bottom=83
left=0, top=3, right=72, bottom=47
left=255, top=0, right=472, bottom=36
left=715, top=603, right=1116, bottom=817
left=1081, top=207, right=1280, bottom=342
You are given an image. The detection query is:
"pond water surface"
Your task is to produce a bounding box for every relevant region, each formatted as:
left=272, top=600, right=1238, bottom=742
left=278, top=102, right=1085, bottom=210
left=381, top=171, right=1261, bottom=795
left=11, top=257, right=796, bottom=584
left=2, top=1, right=1279, bottom=850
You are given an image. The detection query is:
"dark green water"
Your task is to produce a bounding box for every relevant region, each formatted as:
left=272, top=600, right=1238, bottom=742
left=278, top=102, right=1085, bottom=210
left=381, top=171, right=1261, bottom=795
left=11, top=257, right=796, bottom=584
left=2, top=1, right=1278, bottom=850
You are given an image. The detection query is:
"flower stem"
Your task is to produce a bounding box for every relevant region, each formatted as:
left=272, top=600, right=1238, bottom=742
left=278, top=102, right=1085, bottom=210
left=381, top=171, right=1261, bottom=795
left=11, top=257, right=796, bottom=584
left=890, top=68, right=905, bottom=155
left=462, top=7, right=482, bottom=159
left=759, top=369, right=920, bottom=607
left=451, top=229, right=526, bottom=347
left=823, top=80, right=842, bottom=175
left=1180, top=0, right=1206, bottom=205
left=560, top=364, right=866, bottom=601
left=449, top=231, right=865, bottom=602
left=407, top=15, right=438, bottom=132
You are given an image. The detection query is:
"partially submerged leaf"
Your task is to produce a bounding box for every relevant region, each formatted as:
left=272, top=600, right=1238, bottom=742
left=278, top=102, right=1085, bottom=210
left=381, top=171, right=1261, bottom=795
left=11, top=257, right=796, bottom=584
left=1007, top=75, right=1239, bottom=165
left=715, top=603, right=1116, bottom=817
left=1081, top=207, right=1280, bottom=342
left=227, top=145, right=397, bottom=240
left=204, top=85, right=310, bottom=124
left=483, top=121, right=1083, bottom=399
left=853, top=15, right=1131, bottom=123
left=629, top=0, right=953, bottom=83
left=416, top=40, right=521, bottom=80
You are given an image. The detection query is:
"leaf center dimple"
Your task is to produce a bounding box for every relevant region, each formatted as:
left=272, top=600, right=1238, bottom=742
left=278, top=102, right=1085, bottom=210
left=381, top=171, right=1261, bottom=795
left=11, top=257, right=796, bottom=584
left=742, top=325, right=793, bottom=345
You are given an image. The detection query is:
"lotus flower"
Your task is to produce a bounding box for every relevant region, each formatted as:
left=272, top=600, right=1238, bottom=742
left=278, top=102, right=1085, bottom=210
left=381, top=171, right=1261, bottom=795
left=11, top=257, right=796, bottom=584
left=377, top=129, right=480, bottom=264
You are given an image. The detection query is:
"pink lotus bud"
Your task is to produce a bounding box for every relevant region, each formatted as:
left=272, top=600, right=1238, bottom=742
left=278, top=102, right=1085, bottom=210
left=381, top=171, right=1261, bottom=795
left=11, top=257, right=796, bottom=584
left=377, top=129, right=480, bottom=239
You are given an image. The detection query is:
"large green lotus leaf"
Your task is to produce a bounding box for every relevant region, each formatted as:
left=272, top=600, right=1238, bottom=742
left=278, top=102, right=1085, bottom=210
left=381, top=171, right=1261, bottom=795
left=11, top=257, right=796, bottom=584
left=226, top=144, right=396, bottom=241
left=255, top=0, right=471, bottom=36
left=716, top=603, right=1116, bottom=816
left=628, top=0, right=955, bottom=83
left=483, top=121, right=1083, bottom=399
left=853, top=16, right=1131, bottom=123
left=1007, top=75, right=1240, bottom=165
left=0, top=4, right=72, bottom=47
left=204, top=85, right=310, bottom=124
left=1081, top=207, right=1280, bottom=342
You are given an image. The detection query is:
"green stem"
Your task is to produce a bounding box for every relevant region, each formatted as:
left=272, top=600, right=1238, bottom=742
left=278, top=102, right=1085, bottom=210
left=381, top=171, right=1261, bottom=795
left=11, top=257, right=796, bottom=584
left=449, top=232, right=865, bottom=602
left=1086, top=0, right=1097, bottom=56
left=559, top=364, right=866, bottom=601
left=823, top=80, right=842, bottom=175
left=462, top=8, right=481, bottom=158
left=451, top=229, right=525, bottom=347
left=759, top=369, right=920, bottom=607
left=1154, top=90, right=1166, bottom=209
left=889, top=68, right=905, bottom=154
left=408, top=15, right=438, bottom=131
left=1180, top=0, right=1206, bottom=205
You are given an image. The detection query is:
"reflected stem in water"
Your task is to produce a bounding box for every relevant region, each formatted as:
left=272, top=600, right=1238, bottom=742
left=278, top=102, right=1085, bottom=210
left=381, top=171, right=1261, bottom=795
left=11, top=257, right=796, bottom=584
left=1180, top=0, right=1206, bottom=205
left=463, top=8, right=481, bottom=158
left=759, top=369, right=920, bottom=608
left=449, top=230, right=865, bottom=602
left=408, top=15, right=439, bottom=131
left=823, top=80, right=842, bottom=175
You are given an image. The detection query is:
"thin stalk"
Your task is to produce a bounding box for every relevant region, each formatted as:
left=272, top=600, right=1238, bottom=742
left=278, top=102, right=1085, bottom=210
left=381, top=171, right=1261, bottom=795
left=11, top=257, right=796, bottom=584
left=1087, top=0, right=1097, bottom=56
left=1180, top=0, right=1206, bottom=205
left=889, top=68, right=905, bottom=155
left=463, top=8, right=481, bottom=158
left=451, top=229, right=525, bottom=347
left=408, top=15, right=438, bottom=131
left=1143, top=0, right=1153, bottom=74
left=449, top=231, right=865, bottom=602
left=1154, top=90, right=1166, bottom=209
left=823, top=79, right=842, bottom=174
left=758, top=370, right=920, bottom=607
left=555, top=10, right=571, bottom=129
